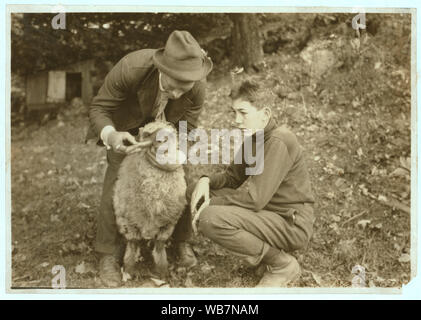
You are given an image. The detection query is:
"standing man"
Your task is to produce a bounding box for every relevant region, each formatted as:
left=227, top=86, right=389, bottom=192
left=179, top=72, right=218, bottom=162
left=86, top=30, right=213, bottom=287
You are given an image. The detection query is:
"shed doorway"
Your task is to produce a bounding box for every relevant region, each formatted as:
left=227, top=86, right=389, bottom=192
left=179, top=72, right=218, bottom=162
left=65, top=72, right=82, bottom=102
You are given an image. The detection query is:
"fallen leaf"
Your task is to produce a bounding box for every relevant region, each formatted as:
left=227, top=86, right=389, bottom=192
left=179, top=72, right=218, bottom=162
left=200, top=263, right=215, bottom=274
left=213, top=244, right=227, bottom=256
left=176, top=266, right=187, bottom=274
left=14, top=253, right=26, bottom=262
left=150, top=277, right=167, bottom=287
left=50, top=214, right=60, bottom=223
left=75, top=261, right=86, bottom=274
left=357, top=219, right=371, bottom=229
left=378, top=195, right=388, bottom=202
left=22, top=203, right=33, bottom=213
left=371, top=223, right=383, bottom=230
left=329, top=222, right=339, bottom=234
left=335, top=178, right=346, bottom=188
left=336, top=238, right=357, bottom=259
left=331, top=215, right=341, bottom=222
left=35, top=172, right=45, bottom=179
left=77, top=202, right=90, bottom=209
left=74, top=261, right=95, bottom=275
left=371, top=166, right=379, bottom=176
left=393, top=242, right=402, bottom=251
left=310, top=272, right=324, bottom=286
left=400, top=157, right=411, bottom=171
left=390, top=168, right=409, bottom=177
left=398, top=253, right=410, bottom=263
left=358, top=184, right=368, bottom=196
left=326, top=192, right=335, bottom=199
left=184, top=276, right=194, bottom=288
left=378, top=169, right=388, bottom=177
left=32, top=146, right=48, bottom=153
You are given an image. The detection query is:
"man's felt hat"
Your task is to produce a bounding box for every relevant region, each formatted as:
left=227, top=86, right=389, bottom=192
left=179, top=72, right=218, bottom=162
left=153, top=30, right=213, bottom=82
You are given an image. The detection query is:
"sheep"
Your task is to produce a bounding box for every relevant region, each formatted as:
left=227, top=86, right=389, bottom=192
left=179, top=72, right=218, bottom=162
left=113, top=121, right=187, bottom=278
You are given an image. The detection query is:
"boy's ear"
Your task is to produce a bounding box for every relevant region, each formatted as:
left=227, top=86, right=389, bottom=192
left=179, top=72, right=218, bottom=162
left=263, top=106, right=272, bottom=119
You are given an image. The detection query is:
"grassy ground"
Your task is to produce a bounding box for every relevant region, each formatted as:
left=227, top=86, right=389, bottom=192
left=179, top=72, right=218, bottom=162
left=10, top=14, right=411, bottom=289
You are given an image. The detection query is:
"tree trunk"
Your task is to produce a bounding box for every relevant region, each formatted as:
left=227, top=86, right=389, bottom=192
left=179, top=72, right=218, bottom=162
left=229, top=13, right=264, bottom=72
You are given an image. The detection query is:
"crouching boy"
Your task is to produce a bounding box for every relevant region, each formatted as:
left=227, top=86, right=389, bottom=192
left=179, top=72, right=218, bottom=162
left=190, top=80, right=315, bottom=287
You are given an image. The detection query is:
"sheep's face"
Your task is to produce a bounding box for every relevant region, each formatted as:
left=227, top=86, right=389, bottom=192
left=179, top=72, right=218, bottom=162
left=140, top=121, right=186, bottom=166
left=140, top=121, right=177, bottom=149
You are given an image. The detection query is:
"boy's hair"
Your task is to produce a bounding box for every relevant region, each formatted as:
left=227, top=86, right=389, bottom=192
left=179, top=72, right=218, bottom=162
left=229, top=79, right=276, bottom=110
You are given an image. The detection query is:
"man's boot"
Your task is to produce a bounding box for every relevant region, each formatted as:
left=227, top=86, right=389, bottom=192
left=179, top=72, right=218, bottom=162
left=99, top=254, right=122, bottom=287
left=177, top=242, right=197, bottom=268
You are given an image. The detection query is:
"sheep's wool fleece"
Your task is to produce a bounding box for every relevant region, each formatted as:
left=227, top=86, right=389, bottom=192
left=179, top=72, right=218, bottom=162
left=114, top=150, right=187, bottom=241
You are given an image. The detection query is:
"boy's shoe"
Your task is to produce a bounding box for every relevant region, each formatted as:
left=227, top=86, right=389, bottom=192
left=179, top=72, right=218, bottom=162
left=255, top=255, right=301, bottom=287
left=177, top=242, right=197, bottom=268
left=99, top=254, right=122, bottom=287
left=255, top=263, right=267, bottom=278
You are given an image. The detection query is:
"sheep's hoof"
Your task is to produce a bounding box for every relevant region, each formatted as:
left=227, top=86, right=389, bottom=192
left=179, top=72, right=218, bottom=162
left=152, top=241, right=169, bottom=278
left=123, top=241, right=142, bottom=277
left=123, top=263, right=139, bottom=279
left=152, top=262, right=169, bottom=279
left=121, top=268, right=132, bottom=283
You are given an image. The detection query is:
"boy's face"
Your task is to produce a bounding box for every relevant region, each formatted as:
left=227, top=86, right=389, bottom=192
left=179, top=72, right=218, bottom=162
left=231, top=99, right=270, bottom=134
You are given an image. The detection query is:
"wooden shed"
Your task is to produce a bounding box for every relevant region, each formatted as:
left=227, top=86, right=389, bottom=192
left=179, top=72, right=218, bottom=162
left=25, top=59, right=97, bottom=111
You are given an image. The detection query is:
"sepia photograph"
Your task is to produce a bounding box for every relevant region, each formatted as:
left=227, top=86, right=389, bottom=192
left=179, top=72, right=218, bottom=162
left=7, top=7, right=414, bottom=291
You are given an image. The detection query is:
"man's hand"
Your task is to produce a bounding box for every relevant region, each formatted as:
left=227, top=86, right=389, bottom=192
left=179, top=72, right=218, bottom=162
left=107, top=131, right=139, bottom=154
left=191, top=177, right=210, bottom=235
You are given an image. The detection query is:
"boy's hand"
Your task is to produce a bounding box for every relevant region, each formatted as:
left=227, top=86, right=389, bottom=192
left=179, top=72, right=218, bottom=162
left=191, top=177, right=210, bottom=235
left=190, top=177, right=210, bottom=213
left=192, top=198, right=210, bottom=235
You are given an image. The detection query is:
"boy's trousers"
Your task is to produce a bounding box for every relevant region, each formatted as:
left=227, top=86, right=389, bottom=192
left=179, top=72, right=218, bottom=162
left=94, top=149, right=193, bottom=256
left=197, top=188, right=315, bottom=266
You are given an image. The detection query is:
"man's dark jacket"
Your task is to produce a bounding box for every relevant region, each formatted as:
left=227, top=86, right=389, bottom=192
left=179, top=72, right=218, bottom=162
left=86, top=49, right=206, bottom=142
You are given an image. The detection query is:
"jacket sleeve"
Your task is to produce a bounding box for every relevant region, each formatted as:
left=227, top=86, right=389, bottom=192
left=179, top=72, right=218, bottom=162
left=88, top=57, right=132, bottom=137
left=209, top=160, right=248, bottom=190
left=210, top=138, right=294, bottom=211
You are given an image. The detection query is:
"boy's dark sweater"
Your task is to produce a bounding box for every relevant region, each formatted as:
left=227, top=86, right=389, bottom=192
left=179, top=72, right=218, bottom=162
left=209, top=118, right=315, bottom=212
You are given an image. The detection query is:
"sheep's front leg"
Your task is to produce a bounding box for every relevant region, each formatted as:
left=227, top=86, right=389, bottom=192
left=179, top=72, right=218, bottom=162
left=123, top=240, right=141, bottom=276
left=152, top=240, right=168, bottom=277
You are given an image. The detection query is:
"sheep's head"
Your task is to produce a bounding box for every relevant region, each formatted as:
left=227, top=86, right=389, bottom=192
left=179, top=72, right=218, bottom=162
left=140, top=121, right=174, bottom=141
left=139, top=121, right=186, bottom=171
